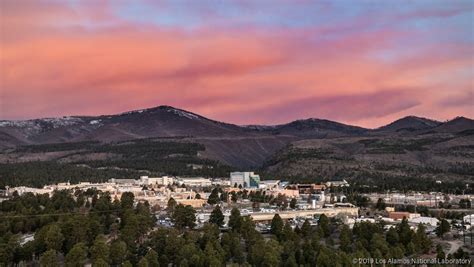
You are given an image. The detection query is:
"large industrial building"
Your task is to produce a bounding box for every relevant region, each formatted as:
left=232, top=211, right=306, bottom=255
left=230, top=172, right=260, bottom=188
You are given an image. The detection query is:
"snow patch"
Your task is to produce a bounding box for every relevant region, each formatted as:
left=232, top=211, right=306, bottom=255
left=167, top=108, right=199, bottom=120
left=0, top=117, right=83, bottom=137
left=121, top=109, right=145, bottom=115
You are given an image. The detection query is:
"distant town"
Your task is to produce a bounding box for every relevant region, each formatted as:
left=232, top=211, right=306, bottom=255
left=1, top=170, right=473, bottom=265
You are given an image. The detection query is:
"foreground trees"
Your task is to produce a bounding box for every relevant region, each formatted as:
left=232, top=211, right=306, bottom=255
left=0, top=190, right=442, bottom=266
left=172, top=204, right=196, bottom=229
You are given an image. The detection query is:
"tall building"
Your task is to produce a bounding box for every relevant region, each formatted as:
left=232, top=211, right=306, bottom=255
left=230, top=172, right=260, bottom=188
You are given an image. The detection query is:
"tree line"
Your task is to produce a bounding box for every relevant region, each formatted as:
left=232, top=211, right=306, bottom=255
left=1, top=189, right=471, bottom=266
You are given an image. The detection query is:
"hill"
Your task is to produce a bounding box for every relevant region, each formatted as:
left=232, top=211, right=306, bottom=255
left=375, top=116, right=441, bottom=133
left=0, top=106, right=473, bottom=189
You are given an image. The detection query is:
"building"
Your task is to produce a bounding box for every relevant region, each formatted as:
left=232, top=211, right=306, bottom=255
left=325, top=179, right=350, bottom=187
left=176, top=199, right=206, bottom=208
left=258, top=180, right=280, bottom=190
left=388, top=212, right=420, bottom=220
left=266, top=189, right=299, bottom=198
left=409, top=216, right=439, bottom=227
left=176, top=177, right=212, bottom=187
left=108, top=178, right=138, bottom=185
left=464, top=214, right=474, bottom=224
left=140, top=176, right=174, bottom=186
left=230, top=172, right=260, bottom=188
left=287, top=184, right=325, bottom=194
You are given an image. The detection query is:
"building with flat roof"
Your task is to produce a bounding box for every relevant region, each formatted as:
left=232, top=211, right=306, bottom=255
left=259, top=180, right=280, bottom=189
left=230, top=172, right=260, bottom=188
left=140, top=176, right=174, bottom=186
left=176, top=177, right=212, bottom=187
left=389, top=211, right=420, bottom=220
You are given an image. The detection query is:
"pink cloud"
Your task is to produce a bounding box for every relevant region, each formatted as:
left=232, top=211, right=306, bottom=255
left=0, top=1, right=472, bottom=128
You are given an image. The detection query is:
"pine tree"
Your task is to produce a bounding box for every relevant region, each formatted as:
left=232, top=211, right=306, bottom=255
left=44, top=224, right=64, bottom=252
left=110, top=240, right=127, bottom=265
left=376, top=198, right=386, bottom=210
left=318, top=214, right=330, bottom=237
left=90, top=235, right=110, bottom=264
left=39, top=249, right=60, bottom=267
left=339, top=225, right=352, bottom=252
left=413, top=224, right=432, bottom=253
left=145, top=249, right=160, bottom=267
left=289, top=198, right=297, bottom=209
left=436, top=244, right=445, bottom=260
left=167, top=197, right=177, bottom=214
left=65, top=242, right=87, bottom=267
left=271, top=214, right=284, bottom=237
left=172, top=204, right=196, bottom=229
left=300, top=219, right=312, bottom=238
left=436, top=219, right=450, bottom=238
left=228, top=208, right=242, bottom=232
left=209, top=205, right=225, bottom=227
left=207, top=188, right=220, bottom=205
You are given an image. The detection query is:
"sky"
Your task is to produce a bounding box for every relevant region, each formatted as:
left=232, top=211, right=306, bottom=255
left=0, top=0, right=473, bottom=128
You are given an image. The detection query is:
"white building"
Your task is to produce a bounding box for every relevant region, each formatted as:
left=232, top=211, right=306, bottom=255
left=230, top=172, right=260, bottom=188
left=258, top=180, right=280, bottom=190
left=409, top=216, right=439, bottom=227
left=176, top=177, right=212, bottom=187
left=140, top=176, right=174, bottom=186
left=325, top=179, right=350, bottom=187
left=464, top=214, right=474, bottom=224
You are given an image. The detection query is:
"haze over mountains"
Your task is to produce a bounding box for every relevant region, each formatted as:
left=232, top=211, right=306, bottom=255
left=0, top=105, right=473, bottom=169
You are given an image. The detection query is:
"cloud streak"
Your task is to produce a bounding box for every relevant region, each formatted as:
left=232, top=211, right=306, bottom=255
left=0, top=0, right=472, bottom=128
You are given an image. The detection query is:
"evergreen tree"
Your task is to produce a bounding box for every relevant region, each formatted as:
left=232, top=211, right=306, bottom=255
left=436, top=244, right=445, bottom=260
left=121, top=192, right=135, bottom=210
left=316, top=246, right=332, bottom=267
left=228, top=208, right=242, bottom=232
left=172, top=204, right=196, bottom=229
left=209, top=205, right=225, bottom=227
left=370, top=233, right=389, bottom=258
left=413, top=224, right=431, bottom=253
left=207, top=188, right=220, bottom=205
left=92, top=258, right=110, bottom=267
left=65, top=242, right=87, bottom=267
left=289, top=198, right=297, bottom=209
left=44, top=224, right=64, bottom=252
left=339, top=225, right=352, bottom=252
left=271, top=214, right=284, bottom=238
left=436, top=219, right=451, bottom=238
left=300, top=219, right=312, bottom=238
left=39, top=249, right=60, bottom=267
left=318, top=214, right=330, bottom=237
left=145, top=249, right=160, bottom=267
left=90, top=235, right=109, bottom=264
left=138, top=257, right=149, bottom=267
left=397, top=217, right=413, bottom=246
left=385, top=227, right=399, bottom=246
left=110, top=240, right=127, bottom=265
left=167, top=197, right=177, bottom=214
left=376, top=198, right=386, bottom=210
left=281, top=222, right=296, bottom=242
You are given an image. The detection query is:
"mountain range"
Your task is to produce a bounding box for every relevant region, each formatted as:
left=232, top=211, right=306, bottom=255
left=1, top=105, right=473, bottom=168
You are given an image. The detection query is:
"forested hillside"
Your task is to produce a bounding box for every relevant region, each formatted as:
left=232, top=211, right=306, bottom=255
left=0, top=138, right=233, bottom=188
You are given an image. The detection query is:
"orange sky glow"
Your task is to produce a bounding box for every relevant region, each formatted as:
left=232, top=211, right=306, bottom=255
left=1, top=0, right=473, bottom=128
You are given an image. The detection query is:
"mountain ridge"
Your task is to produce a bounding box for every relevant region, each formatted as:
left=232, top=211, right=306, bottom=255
left=3, top=104, right=470, bottom=128
left=1, top=105, right=472, bottom=168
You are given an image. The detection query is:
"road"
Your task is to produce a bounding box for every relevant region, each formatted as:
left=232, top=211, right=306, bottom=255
left=446, top=240, right=462, bottom=255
